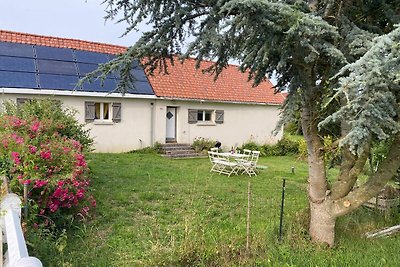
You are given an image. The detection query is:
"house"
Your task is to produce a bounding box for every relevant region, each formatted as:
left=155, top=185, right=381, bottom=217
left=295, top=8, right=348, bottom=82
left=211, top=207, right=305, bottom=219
left=0, top=30, right=285, bottom=152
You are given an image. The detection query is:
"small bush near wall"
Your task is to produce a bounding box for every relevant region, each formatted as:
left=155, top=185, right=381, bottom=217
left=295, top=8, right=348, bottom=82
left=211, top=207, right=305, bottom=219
left=192, top=137, right=216, bottom=153
left=0, top=99, right=95, bottom=229
left=240, top=135, right=307, bottom=157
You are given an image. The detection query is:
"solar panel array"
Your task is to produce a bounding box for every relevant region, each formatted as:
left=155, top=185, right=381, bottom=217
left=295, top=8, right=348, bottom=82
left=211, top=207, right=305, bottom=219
left=0, top=42, right=154, bottom=95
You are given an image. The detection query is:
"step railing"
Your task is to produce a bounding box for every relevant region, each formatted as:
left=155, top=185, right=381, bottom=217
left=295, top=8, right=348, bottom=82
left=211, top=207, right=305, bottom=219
left=1, top=193, right=42, bottom=267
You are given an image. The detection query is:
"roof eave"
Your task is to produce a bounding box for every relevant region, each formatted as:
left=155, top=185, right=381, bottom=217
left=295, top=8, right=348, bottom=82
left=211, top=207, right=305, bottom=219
left=0, top=87, right=158, bottom=99
left=156, top=96, right=283, bottom=106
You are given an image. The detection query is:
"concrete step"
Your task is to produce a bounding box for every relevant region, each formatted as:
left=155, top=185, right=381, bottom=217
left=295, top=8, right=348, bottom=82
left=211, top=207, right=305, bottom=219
left=165, top=149, right=198, bottom=155
left=160, top=143, right=205, bottom=159
left=162, top=153, right=207, bottom=159
left=161, top=144, right=191, bottom=150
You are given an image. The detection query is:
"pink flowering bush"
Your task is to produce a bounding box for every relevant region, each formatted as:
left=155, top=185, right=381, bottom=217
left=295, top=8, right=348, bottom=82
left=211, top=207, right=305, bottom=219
left=0, top=99, right=95, bottom=228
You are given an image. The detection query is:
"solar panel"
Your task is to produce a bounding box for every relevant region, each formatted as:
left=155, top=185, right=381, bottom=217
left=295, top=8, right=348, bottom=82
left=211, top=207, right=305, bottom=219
left=125, top=81, right=154, bottom=95
left=0, top=56, right=35, bottom=72
left=74, top=50, right=110, bottom=64
left=77, top=63, right=114, bottom=78
left=35, top=46, right=74, bottom=61
left=0, top=42, right=34, bottom=58
left=37, top=59, right=78, bottom=75
left=39, top=74, right=79, bottom=90
left=0, top=71, right=38, bottom=88
left=130, top=68, right=148, bottom=82
left=81, top=78, right=118, bottom=92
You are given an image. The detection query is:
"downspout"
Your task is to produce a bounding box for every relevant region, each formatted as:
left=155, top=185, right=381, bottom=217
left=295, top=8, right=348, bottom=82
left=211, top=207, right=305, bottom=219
left=150, top=102, right=155, bottom=146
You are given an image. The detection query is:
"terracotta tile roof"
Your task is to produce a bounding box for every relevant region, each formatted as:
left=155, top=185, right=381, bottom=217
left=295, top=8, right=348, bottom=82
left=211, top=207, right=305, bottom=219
left=0, top=30, right=285, bottom=105
left=146, top=59, right=285, bottom=105
left=0, top=30, right=126, bottom=55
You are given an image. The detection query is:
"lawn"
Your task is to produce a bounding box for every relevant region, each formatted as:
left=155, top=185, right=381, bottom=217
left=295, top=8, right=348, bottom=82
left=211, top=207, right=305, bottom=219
left=29, top=153, right=400, bottom=266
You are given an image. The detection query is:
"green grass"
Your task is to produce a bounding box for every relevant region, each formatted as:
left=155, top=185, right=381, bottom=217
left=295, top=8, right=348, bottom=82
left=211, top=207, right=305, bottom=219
left=28, top=153, right=400, bottom=266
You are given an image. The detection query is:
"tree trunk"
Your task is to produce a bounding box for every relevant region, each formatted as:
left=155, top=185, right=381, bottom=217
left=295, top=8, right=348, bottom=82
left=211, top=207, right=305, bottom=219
left=309, top=201, right=336, bottom=247
left=301, top=95, right=334, bottom=245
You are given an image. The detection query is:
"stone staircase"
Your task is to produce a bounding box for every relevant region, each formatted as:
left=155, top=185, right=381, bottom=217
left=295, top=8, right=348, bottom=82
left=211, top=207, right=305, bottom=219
left=160, top=143, right=205, bottom=159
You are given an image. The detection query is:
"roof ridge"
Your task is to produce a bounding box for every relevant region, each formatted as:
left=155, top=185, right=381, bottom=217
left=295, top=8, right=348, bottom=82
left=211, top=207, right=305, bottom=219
left=0, top=30, right=127, bottom=55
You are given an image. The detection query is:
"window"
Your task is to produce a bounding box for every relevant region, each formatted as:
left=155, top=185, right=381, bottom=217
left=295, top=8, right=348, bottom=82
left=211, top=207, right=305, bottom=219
left=188, top=109, right=224, bottom=124
left=85, top=102, right=121, bottom=123
left=95, top=102, right=110, bottom=120
left=197, top=110, right=212, bottom=122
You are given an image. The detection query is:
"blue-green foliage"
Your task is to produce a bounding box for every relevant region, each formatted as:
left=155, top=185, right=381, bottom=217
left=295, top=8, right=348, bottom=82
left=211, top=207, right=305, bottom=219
left=321, top=27, right=400, bottom=153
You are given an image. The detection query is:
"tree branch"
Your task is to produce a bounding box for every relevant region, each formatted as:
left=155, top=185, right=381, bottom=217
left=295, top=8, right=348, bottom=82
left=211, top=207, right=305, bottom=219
left=332, top=132, right=400, bottom=217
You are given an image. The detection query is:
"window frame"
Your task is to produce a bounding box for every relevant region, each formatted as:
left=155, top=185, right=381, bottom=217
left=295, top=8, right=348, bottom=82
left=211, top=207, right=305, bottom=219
left=197, top=110, right=213, bottom=122
left=94, top=102, right=112, bottom=122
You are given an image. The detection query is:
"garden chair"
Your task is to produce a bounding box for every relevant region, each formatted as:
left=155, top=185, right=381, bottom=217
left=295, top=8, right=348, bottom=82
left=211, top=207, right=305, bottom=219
left=208, top=151, right=240, bottom=176
left=239, top=150, right=260, bottom=177
left=242, top=149, right=252, bottom=159
left=210, top=147, right=219, bottom=152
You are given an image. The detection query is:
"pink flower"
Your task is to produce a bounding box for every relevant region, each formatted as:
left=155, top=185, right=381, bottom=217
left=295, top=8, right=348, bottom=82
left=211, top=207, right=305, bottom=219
left=29, top=145, right=37, bottom=154
left=72, top=140, right=82, bottom=150
left=40, top=150, right=52, bottom=160
left=76, top=189, right=85, bottom=199
left=34, top=180, right=48, bottom=188
left=11, top=118, right=25, bottom=127
left=11, top=151, right=21, bottom=165
left=49, top=203, right=59, bottom=213
left=23, top=179, right=31, bottom=185
left=30, top=121, right=40, bottom=132
left=75, top=154, right=87, bottom=167
left=11, top=133, right=24, bottom=144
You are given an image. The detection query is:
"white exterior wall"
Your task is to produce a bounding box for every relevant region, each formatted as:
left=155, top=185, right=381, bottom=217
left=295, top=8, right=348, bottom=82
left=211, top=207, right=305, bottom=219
left=153, top=99, right=283, bottom=150
left=0, top=92, right=155, bottom=153
left=0, top=92, right=282, bottom=153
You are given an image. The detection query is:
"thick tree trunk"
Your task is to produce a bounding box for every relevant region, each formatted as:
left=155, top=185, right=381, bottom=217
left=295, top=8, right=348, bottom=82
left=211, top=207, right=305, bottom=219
left=301, top=95, right=334, bottom=245
left=309, top=202, right=336, bottom=247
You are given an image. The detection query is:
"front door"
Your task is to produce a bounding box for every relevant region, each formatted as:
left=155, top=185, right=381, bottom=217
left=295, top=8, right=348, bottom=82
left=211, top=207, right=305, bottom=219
left=166, top=107, right=177, bottom=142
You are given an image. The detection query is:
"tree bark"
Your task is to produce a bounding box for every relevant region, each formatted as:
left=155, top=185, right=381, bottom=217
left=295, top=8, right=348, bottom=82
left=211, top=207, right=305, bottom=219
left=309, top=201, right=336, bottom=247
left=300, top=91, right=334, bottom=245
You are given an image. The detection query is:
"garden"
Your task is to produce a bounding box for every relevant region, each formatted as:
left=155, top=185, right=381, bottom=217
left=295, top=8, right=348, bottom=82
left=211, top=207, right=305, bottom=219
left=1, top=99, right=400, bottom=266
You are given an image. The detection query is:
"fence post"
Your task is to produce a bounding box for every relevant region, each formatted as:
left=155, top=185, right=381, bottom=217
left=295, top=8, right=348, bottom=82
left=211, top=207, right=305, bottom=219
left=1, top=193, right=42, bottom=267
left=279, top=178, right=286, bottom=242
left=246, top=181, right=251, bottom=253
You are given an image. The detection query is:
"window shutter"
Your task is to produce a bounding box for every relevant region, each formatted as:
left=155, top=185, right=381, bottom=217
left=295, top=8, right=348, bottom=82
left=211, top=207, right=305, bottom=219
left=215, top=110, right=224, bottom=124
left=85, top=102, right=95, bottom=122
left=188, top=109, right=198, bottom=124
left=112, top=103, right=122, bottom=123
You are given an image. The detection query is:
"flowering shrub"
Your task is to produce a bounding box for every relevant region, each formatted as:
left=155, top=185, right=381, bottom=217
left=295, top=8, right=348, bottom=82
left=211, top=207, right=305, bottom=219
left=0, top=99, right=95, bottom=228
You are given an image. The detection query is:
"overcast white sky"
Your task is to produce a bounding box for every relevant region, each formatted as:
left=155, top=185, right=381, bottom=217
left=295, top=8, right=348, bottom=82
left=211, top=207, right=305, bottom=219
left=0, top=0, right=142, bottom=46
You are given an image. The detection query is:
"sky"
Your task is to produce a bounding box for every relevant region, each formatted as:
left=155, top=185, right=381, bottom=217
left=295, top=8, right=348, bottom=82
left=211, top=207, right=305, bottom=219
left=0, top=0, right=143, bottom=47
left=0, top=0, right=277, bottom=83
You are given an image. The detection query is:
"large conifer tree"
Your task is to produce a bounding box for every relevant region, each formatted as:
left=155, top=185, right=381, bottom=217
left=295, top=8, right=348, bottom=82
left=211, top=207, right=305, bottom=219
left=96, top=0, right=400, bottom=246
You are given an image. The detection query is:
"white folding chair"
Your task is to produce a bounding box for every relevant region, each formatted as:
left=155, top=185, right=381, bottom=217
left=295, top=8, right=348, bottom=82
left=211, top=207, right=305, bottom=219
left=208, top=152, right=240, bottom=176
left=242, top=149, right=252, bottom=160
left=240, top=151, right=260, bottom=176
left=210, top=147, right=219, bottom=152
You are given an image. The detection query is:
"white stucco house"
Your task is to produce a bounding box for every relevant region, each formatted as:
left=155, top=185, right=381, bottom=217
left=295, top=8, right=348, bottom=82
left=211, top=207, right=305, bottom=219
left=0, top=30, right=285, bottom=152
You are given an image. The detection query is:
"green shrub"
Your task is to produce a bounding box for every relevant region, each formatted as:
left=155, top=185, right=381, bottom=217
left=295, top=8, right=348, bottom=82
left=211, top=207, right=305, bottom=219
left=4, top=99, right=93, bottom=152
left=0, top=98, right=95, bottom=229
left=192, top=137, right=216, bottom=153
left=240, top=141, right=261, bottom=152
